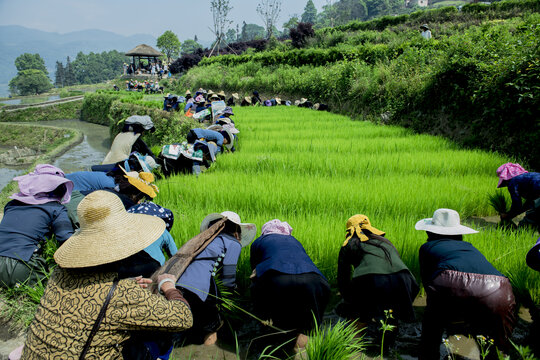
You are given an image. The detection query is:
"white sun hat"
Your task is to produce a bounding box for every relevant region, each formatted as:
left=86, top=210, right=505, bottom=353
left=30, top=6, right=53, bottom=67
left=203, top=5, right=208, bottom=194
left=200, top=211, right=257, bottom=247
left=415, top=208, right=478, bottom=235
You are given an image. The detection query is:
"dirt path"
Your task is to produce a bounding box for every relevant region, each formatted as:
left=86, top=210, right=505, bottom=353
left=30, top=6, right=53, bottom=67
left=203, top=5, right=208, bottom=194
left=2, top=96, right=84, bottom=112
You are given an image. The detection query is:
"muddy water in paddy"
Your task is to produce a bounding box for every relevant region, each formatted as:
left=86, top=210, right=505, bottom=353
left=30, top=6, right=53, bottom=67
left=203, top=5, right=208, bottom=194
left=34, top=119, right=111, bottom=173
left=0, top=119, right=110, bottom=191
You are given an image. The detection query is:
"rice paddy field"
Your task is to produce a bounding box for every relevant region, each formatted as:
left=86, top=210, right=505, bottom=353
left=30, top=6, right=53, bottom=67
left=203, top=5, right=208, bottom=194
left=154, top=106, right=540, bottom=302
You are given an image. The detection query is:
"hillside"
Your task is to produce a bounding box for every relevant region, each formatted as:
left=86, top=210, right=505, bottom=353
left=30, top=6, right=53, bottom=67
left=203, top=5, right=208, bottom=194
left=175, top=0, right=540, bottom=169
left=0, top=26, right=156, bottom=85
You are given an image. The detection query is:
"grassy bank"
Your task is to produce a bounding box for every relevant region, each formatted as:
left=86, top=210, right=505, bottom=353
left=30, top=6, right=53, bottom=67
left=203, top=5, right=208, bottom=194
left=0, top=100, right=82, bottom=122
left=155, top=107, right=540, bottom=303
left=0, top=123, right=82, bottom=209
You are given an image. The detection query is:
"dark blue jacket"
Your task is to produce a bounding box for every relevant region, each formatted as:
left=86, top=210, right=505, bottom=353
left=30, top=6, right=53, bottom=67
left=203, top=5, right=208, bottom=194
left=0, top=200, right=73, bottom=261
left=507, top=172, right=540, bottom=218
left=250, top=234, right=324, bottom=279
left=419, top=238, right=503, bottom=284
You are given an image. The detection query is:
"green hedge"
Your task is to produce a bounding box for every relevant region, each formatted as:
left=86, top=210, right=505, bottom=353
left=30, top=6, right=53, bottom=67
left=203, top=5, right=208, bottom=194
left=80, top=93, right=120, bottom=125
left=108, top=101, right=198, bottom=146
left=200, top=44, right=399, bottom=67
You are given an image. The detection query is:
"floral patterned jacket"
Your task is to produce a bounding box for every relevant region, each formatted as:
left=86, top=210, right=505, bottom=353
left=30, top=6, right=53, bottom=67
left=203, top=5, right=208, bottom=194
left=21, top=267, right=192, bottom=359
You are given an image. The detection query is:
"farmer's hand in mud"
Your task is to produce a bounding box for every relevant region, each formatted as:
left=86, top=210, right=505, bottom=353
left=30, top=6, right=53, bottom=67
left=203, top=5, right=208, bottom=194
left=157, top=273, right=177, bottom=293
left=135, top=276, right=152, bottom=289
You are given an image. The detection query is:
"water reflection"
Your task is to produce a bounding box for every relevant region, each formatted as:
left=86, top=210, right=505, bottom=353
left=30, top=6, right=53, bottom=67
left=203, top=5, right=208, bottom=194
left=0, top=168, right=25, bottom=192
left=0, top=119, right=110, bottom=190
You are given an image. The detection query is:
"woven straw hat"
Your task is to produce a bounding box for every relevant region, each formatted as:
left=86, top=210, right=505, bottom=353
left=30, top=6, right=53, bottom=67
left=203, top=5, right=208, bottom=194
left=218, top=90, right=226, bottom=97
left=54, top=190, right=165, bottom=268
left=232, top=93, right=239, bottom=100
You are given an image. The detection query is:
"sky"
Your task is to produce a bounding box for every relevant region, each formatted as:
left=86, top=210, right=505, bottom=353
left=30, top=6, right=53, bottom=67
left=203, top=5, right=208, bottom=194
left=0, top=0, right=329, bottom=41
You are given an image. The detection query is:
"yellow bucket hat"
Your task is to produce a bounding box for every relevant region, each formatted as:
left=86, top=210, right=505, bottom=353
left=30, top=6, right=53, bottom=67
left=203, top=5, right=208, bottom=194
left=344, top=214, right=385, bottom=246
left=121, top=167, right=159, bottom=198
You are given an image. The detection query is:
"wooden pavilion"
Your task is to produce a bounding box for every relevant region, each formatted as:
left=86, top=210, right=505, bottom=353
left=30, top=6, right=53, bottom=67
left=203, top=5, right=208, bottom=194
left=125, top=44, right=163, bottom=73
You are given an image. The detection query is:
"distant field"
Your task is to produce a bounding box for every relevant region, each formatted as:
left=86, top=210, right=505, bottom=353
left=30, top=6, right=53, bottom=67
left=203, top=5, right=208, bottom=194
left=430, top=0, right=467, bottom=8
left=155, top=106, right=540, bottom=301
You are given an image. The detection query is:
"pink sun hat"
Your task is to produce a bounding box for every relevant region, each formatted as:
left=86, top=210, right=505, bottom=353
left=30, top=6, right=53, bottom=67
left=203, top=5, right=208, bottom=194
left=496, top=163, right=528, bottom=188
left=10, top=164, right=73, bottom=205
left=261, top=219, right=293, bottom=236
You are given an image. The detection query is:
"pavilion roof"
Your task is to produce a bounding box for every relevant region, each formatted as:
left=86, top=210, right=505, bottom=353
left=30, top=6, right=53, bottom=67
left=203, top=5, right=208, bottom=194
left=125, top=44, right=163, bottom=57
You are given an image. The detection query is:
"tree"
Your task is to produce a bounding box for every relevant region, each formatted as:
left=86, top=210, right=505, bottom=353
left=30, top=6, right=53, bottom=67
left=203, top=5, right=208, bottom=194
left=320, top=0, right=338, bottom=27
left=210, top=0, right=233, bottom=55
left=290, top=22, right=315, bottom=48
left=239, top=22, right=266, bottom=41
left=301, top=0, right=317, bottom=24
left=157, top=30, right=181, bottom=62
left=64, top=56, right=76, bottom=87
left=14, top=53, right=48, bottom=75
left=181, top=39, right=203, bottom=54
left=225, top=28, right=237, bottom=44
left=69, top=50, right=125, bottom=85
left=257, top=0, right=282, bottom=39
left=55, top=61, right=64, bottom=88
left=9, top=69, right=52, bottom=96
left=283, top=15, right=299, bottom=30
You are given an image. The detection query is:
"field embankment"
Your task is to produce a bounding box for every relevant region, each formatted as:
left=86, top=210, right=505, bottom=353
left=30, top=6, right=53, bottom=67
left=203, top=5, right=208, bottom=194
left=155, top=106, right=540, bottom=304
left=176, top=0, right=540, bottom=170
left=0, top=100, right=82, bottom=123
left=0, top=123, right=82, bottom=209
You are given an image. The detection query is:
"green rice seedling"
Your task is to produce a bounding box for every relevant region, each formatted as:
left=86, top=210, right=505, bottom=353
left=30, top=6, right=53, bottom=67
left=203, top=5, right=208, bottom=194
left=155, top=107, right=540, bottom=304
left=488, top=190, right=510, bottom=214
left=302, top=319, right=367, bottom=360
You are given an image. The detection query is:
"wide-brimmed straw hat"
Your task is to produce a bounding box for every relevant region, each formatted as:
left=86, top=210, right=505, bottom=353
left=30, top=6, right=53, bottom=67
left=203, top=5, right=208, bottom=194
left=200, top=211, right=257, bottom=247
left=420, top=24, right=429, bottom=30
left=221, top=129, right=234, bottom=150
left=121, top=167, right=159, bottom=198
left=275, top=97, right=282, bottom=105
left=232, top=93, right=239, bottom=100
left=415, top=208, right=478, bottom=235
left=244, top=96, right=252, bottom=104
left=218, top=91, right=226, bottom=97
left=54, top=190, right=165, bottom=268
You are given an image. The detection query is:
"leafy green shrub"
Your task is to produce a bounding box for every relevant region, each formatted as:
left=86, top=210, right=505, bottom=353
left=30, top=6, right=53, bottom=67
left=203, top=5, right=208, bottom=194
left=80, top=92, right=120, bottom=125
left=59, top=89, right=84, bottom=98
left=108, top=101, right=198, bottom=146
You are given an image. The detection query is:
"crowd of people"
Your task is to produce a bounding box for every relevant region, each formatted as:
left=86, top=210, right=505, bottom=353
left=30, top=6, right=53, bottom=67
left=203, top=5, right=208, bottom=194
left=0, top=92, right=539, bottom=359
left=124, top=79, right=164, bottom=94
left=124, top=61, right=170, bottom=79
left=161, top=88, right=329, bottom=116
